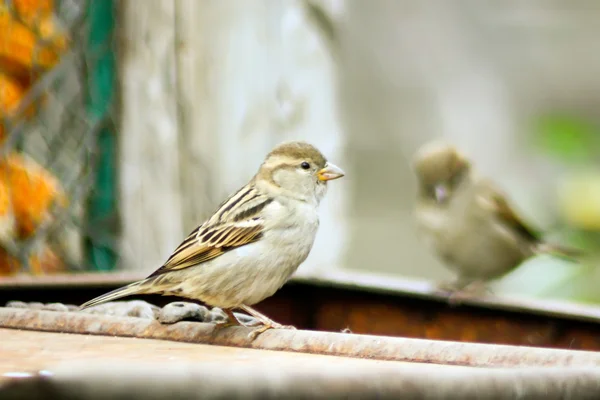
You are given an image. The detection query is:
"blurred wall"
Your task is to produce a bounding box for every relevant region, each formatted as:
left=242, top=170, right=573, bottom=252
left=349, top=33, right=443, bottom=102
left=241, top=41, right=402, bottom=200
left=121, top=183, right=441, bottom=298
left=118, top=0, right=600, bottom=295
left=118, top=0, right=348, bottom=275
left=318, top=0, right=600, bottom=284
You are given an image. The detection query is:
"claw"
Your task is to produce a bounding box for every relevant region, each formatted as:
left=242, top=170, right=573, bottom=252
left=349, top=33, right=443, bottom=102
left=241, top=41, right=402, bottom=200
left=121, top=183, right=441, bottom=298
left=444, top=280, right=491, bottom=306
left=248, top=323, right=296, bottom=339
left=213, top=308, right=243, bottom=331
left=234, top=304, right=296, bottom=339
left=214, top=320, right=240, bottom=330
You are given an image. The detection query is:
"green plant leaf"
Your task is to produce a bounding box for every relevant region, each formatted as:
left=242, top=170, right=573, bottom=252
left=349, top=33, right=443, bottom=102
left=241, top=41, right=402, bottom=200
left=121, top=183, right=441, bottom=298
left=533, top=115, right=598, bottom=163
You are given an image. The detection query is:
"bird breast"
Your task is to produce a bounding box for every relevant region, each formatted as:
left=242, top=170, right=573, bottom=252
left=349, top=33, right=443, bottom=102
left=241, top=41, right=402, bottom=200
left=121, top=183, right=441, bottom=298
left=262, top=198, right=320, bottom=267
left=171, top=198, right=320, bottom=308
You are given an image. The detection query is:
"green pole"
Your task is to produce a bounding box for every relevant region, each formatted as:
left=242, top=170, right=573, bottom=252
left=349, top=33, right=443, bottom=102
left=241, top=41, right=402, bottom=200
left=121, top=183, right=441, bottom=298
left=84, top=0, right=117, bottom=271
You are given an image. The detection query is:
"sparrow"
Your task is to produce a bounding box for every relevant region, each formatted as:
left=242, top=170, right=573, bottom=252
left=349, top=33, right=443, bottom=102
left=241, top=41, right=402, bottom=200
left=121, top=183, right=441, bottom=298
left=80, top=141, right=345, bottom=337
left=412, top=140, right=580, bottom=298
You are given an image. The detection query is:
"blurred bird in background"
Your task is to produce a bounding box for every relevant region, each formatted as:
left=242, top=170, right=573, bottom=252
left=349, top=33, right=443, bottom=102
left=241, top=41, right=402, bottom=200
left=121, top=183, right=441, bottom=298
left=80, top=141, right=345, bottom=338
left=412, top=140, right=582, bottom=301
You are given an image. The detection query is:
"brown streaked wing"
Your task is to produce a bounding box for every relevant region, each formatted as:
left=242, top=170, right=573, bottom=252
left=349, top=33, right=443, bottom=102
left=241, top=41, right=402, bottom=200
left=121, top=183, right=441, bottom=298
left=478, top=180, right=539, bottom=242
left=147, top=188, right=271, bottom=278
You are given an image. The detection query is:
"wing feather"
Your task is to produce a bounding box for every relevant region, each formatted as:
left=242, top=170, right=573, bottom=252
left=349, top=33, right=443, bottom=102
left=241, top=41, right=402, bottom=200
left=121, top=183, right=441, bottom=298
left=475, top=180, right=539, bottom=242
left=147, top=185, right=272, bottom=278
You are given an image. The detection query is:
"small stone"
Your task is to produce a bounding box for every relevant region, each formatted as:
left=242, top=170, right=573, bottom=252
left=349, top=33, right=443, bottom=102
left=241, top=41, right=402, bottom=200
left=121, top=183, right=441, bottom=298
left=5, top=301, right=28, bottom=309
left=79, top=300, right=160, bottom=319
left=232, top=312, right=258, bottom=326
left=208, top=307, right=227, bottom=323
left=27, top=302, right=45, bottom=310
left=41, top=303, right=69, bottom=312
left=204, top=307, right=258, bottom=326
left=158, top=302, right=209, bottom=324
left=128, top=301, right=160, bottom=320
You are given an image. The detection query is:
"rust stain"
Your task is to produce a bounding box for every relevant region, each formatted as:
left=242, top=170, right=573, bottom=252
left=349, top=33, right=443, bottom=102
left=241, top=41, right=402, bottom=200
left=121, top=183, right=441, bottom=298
left=5, top=273, right=600, bottom=353
left=1, top=307, right=600, bottom=368
left=311, top=294, right=600, bottom=351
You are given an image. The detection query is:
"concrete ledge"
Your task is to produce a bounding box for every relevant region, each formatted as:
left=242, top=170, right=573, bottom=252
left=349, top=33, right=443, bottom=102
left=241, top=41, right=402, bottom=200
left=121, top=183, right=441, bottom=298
left=2, top=306, right=600, bottom=368
left=3, top=360, right=600, bottom=399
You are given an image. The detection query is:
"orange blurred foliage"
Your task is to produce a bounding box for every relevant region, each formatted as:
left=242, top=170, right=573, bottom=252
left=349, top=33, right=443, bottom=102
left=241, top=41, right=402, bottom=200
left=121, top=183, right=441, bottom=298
left=11, top=0, right=54, bottom=22
left=0, top=71, right=31, bottom=143
left=0, top=152, right=67, bottom=239
left=0, top=72, right=26, bottom=114
left=0, top=176, right=15, bottom=245
left=0, top=0, right=70, bottom=275
left=0, top=3, right=68, bottom=82
left=0, top=244, right=63, bottom=275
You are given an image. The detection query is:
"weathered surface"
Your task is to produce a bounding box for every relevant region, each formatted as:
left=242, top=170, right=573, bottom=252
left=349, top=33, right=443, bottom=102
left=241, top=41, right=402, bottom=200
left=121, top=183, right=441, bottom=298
left=5, top=301, right=74, bottom=313
left=0, top=328, right=433, bottom=378
left=157, top=301, right=210, bottom=323
left=2, top=307, right=600, bottom=368
left=1, top=329, right=600, bottom=399
left=4, top=300, right=258, bottom=326
left=5, top=272, right=600, bottom=351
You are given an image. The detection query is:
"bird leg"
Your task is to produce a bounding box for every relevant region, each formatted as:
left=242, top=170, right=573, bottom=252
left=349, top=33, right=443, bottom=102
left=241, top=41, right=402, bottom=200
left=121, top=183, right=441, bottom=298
left=435, top=278, right=470, bottom=300
left=213, top=308, right=243, bottom=330
left=445, top=280, right=492, bottom=306
left=239, top=305, right=296, bottom=339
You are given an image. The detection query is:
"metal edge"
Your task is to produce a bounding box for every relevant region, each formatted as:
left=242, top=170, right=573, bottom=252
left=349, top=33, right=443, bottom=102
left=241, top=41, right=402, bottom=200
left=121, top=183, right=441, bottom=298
left=293, top=269, right=600, bottom=323
left=4, top=269, right=600, bottom=326
left=0, top=272, right=142, bottom=288
left=1, top=307, right=600, bottom=368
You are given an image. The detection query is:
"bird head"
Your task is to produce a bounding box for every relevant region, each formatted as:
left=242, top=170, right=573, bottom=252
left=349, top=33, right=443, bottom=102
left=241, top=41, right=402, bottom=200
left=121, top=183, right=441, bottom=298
left=257, top=141, right=344, bottom=204
left=412, top=140, right=470, bottom=203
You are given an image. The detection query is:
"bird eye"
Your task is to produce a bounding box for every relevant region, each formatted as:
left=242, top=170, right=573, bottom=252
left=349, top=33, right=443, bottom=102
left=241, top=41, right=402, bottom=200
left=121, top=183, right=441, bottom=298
left=300, top=162, right=310, bottom=170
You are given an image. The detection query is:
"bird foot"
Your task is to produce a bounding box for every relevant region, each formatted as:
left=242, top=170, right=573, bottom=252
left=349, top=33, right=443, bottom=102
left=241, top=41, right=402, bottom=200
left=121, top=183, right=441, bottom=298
left=236, top=304, right=296, bottom=339
left=445, top=281, right=491, bottom=306
left=435, top=281, right=460, bottom=295
left=248, top=322, right=296, bottom=339
left=212, top=308, right=244, bottom=331
left=447, top=290, right=474, bottom=306
left=213, top=320, right=241, bottom=330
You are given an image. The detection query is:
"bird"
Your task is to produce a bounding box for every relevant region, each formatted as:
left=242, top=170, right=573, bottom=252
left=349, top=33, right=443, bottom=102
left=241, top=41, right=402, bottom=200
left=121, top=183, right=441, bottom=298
left=412, top=140, right=580, bottom=299
left=80, top=141, right=345, bottom=337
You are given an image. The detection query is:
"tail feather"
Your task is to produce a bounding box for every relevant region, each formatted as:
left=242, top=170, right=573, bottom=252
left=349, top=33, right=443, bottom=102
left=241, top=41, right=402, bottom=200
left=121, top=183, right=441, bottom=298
left=535, top=242, right=584, bottom=262
left=79, top=279, right=151, bottom=310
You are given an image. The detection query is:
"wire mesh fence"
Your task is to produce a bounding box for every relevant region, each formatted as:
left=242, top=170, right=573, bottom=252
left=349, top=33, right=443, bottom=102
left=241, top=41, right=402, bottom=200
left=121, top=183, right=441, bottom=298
left=0, top=0, right=118, bottom=275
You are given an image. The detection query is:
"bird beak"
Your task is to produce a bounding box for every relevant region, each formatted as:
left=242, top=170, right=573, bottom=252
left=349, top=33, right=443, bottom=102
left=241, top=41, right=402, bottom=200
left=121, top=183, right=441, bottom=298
left=317, top=162, right=345, bottom=181
left=434, top=185, right=449, bottom=203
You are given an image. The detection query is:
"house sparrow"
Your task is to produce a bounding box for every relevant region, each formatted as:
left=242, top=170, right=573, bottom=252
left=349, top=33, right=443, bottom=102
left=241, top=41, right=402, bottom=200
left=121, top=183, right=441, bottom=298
left=412, top=140, right=580, bottom=298
left=80, top=141, right=345, bottom=337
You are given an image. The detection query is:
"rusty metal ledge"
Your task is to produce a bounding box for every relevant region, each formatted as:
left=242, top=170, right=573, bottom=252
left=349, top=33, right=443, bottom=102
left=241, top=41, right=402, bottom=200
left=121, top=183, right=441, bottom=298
left=0, top=273, right=142, bottom=289
left=293, top=269, right=600, bottom=323
left=2, top=307, right=600, bottom=368
left=5, top=270, right=600, bottom=324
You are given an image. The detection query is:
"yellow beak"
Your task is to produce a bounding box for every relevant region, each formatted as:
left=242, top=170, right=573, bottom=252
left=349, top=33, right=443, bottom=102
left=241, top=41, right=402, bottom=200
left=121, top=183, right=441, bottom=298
left=317, top=162, right=345, bottom=181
